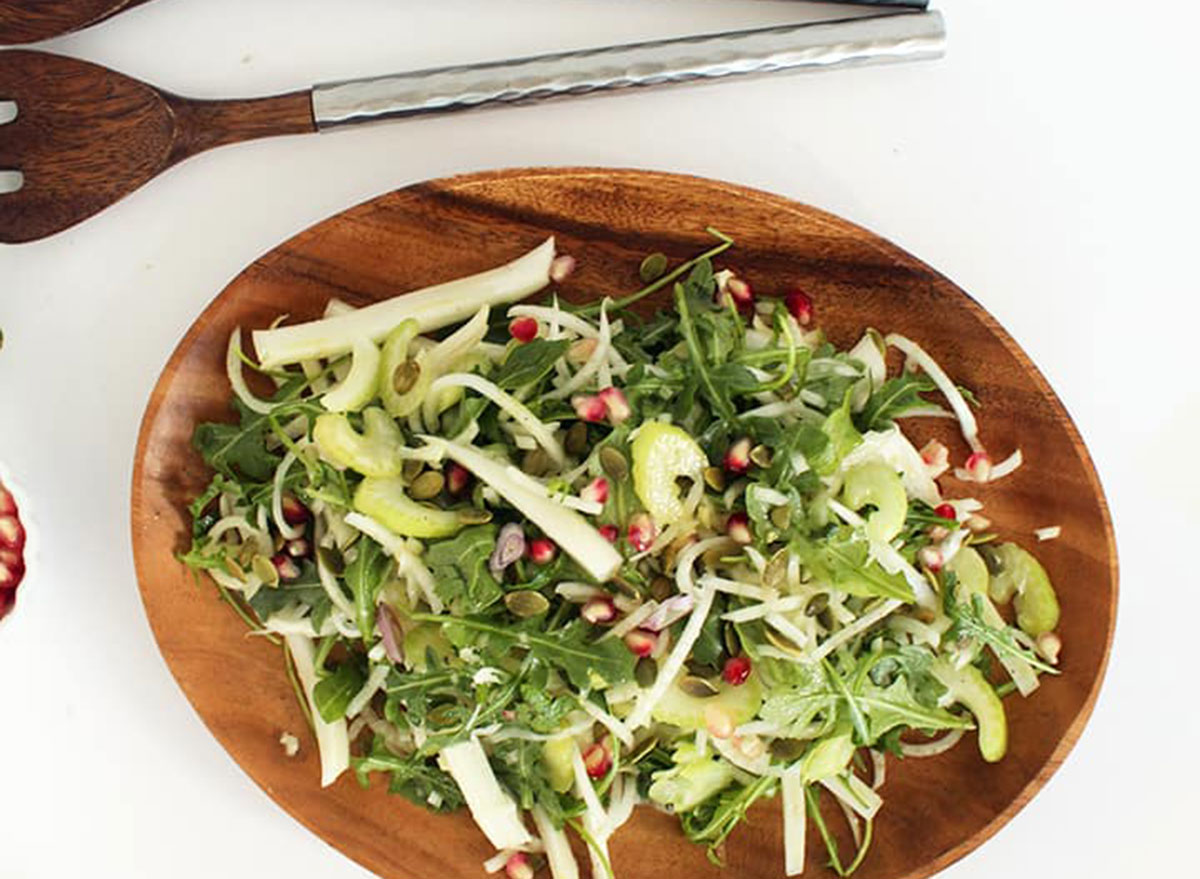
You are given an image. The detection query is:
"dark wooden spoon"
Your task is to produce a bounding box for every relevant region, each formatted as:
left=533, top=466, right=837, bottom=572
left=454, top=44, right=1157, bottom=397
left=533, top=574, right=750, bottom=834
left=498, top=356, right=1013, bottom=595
left=0, top=0, right=159, bottom=45
left=0, top=13, right=944, bottom=244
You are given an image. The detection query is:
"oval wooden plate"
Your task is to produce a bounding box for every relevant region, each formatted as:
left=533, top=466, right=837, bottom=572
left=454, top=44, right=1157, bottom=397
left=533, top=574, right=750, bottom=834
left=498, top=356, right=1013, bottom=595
left=131, top=168, right=1117, bottom=879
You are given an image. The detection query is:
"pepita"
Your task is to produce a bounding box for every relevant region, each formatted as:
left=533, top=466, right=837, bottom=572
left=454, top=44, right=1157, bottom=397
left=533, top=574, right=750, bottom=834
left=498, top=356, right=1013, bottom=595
left=723, top=622, right=741, bottom=657
left=565, top=422, right=590, bottom=456
left=317, top=545, right=346, bottom=576
left=252, top=554, right=279, bottom=588
left=805, top=593, right=829, bottom=617
left=678, top=676, right=720, bottom=699
left=770, top=739, right=806, bottom=761
left=639, top=252, right=669, bottom=283
left=763, top=548, right=789, bottom=591
left=635, top=657, right=659, bottom=688
left=402, top=458, right=424, bottom=482
left=504, top=590, right=550, bottom=618
left=765, top=625, right=806, bottom=656
left=650, top=576, right=673, bottom=602
left=599, top=446, right=629, bottom=481
left=703, top=466, right=726, bottom=492
left=627, top=735, right=660, bottom=765
left=770, top=504, right=792, bottom=530
left=409, top=470, right=445, bottom=500
left=749, top=444, right=773, bottom=468
left=392, top=359, right=421, bottom=394
left=522, top=447, right=552, bottom=477
left=457, top=507, right=494, bottom=525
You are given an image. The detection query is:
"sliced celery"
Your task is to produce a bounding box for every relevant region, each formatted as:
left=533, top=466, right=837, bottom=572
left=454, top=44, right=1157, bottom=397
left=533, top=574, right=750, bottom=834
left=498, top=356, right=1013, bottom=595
left=313, top=407, right=405, bottom=477
left=353, top=476, right=462, bottom=539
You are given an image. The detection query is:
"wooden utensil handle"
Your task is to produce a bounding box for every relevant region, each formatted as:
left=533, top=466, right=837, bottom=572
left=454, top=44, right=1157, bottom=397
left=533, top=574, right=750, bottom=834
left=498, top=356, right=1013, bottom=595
left=165, top=91, right=315, bottom=164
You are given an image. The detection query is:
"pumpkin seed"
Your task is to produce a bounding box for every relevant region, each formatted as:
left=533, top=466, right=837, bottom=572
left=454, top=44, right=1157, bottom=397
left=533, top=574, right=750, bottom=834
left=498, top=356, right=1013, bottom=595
left=567, top=338, right=598, bottom=366
left=805, top=593, right=829, bottom=617
left=457, top=507, right=494, bottom=525
left=639, top=252, right=669, bottom=283
left=409, top=470, right=445, bottom=500
left=650, top=576, right=673, bottom=602
left=679, top=676, right=720, bottom=698
left=427, top=704, right=459, bottom=729
left=565, top=422, right=590, bottom=456
left=627, top=734, right=661, bottom=764
left=764, top=626, right=806, bottom=656
left=505, top=590, right=550, bottom=618
left=599, top=447, right=629, bottom=481
left=635, top=657, right=658, bottom=688
left=522, top=447, right=552, bottom=477
left=317, top=545, right=346, bottom=576
left=402, top=458, right=424, bottom=482
left=392, top=359, right=421, bottom=394
left=763, top=548, right=789, bottom=591
left=662, top=534, right=697, bottom=573
left=749, top=445, right=773, bottom=468
left=224, top=557, right=246, bottom=581
left=723, top=622, right=741, bottom=657
left=612, top=575, right=642, bottom=599
left=703, top=466, right=726, bottom=492
left=770, top=739, right=806, bottom=761
left=252, top=555, right=280, bottom=588
left=770, top=504, right=792, bottom=530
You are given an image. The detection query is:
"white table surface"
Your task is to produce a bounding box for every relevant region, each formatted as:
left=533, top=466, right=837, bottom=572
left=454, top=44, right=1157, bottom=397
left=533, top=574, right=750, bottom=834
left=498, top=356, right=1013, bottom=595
left=1, top=1, right=1196, bottom=877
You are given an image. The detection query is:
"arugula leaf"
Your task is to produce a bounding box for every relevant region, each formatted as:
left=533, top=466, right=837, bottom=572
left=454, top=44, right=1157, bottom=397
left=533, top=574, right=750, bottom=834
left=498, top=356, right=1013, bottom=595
left=856, top=678, right=973, bottom=739
left=809, top=392, right=862, bottom=476
left=384, top=665, right=473, bottom=728
left=707, top=362, right=762, bottom=396
left=425, top=526, right=503, bottom=614
left=246, top=562, right=332, bottom=622
left=945, top=586, right=1058, bottom=674
left=353, top=737, right=465, bottom=812
left=680, top=775, right=776, bottom=865
left=192, top=398, right=282, bottom=482
left=411, top=615, right=635, bottom=691
left=345, top=537, right=390, bottom=644
left=313, top=660, right=366, bottom=722
left=494, top=339, right=570, bottom=390
left=513, top=682, right=576, bottom=734
left=856, top=374, right=937, bottom=432
left=793, top=529, right=915, bottom=602
left=674, top=282, right=737, bottom=424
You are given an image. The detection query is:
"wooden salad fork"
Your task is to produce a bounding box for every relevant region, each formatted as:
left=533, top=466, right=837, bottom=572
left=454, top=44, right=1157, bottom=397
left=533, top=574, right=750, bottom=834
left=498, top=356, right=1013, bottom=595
left=0, top=0, right=159, bottom=45
left=0, top=10, right=943, bottom=244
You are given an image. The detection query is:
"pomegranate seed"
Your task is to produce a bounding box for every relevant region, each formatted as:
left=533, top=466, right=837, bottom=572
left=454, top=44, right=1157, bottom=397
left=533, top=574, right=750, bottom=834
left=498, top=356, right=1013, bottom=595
left=572, top=394, right=607, bottom=423
left=0, top=487, right=15, bottom=516
left=567, top=337, right=597, bottom=366
left=0, top=561, right=20, bottom=591
left=918, top=546, right=943, bottom=572
left=920, top=439, right=949, bottom=469
left=505, top=852, right=535, bottom=879
left=0, top=515, right=25, bottom=551
left=280, top=494, right=310, bottom=525
left=784, top=288, right=814, bottom=326
left=965, top=451, right=992, bottom=482
left=509, top=316, right=539, bottom=344
left=717, top=275, right=755, bottom=313
left=724, top=437, right=752, bottom=474
left=581, top=596, right=617, bottom=625
left=273, top=554, right=301, bottom=581
left=627, top=513, right=658, bottom=553
left=934, top=503, right=957, bottom=521
left=581, top=477, right=609, bottom=506
left=722, top=655, right=752, bottom=686
left=624, top=629, right=658, bottom=657
left=598, top=387, right=632, bottom=424
left=285, top=538, right=310, bottom=558
left=598, top=524, right=619, bottom=543
left=726, top=512, right=752, bottom=545
left=966, top=514, right=992, bottom=532
left=550, top=254, right=577, bottom=284
left=733, top=734, right=766, bottom=760
left=446, top=463, right=471, bottom=496
left=583, top=742, right=612, bottom=778
left=704, top=705, right=735, bottom=739
left=528, top=538, right=557, bottom=565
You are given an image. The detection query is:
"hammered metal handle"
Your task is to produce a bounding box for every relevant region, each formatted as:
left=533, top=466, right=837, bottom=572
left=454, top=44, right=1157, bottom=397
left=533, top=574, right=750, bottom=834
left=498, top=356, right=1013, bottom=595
left=312, top=12, right=945, bottom=130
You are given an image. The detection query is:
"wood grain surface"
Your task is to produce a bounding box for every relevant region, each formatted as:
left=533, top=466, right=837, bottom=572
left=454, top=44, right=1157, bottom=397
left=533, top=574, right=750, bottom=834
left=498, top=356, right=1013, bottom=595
left=0, top=50, right=314, bottom=243
left=131, top=168, right=1118, bottom=879
left=0, top=0, right=158, bottom=45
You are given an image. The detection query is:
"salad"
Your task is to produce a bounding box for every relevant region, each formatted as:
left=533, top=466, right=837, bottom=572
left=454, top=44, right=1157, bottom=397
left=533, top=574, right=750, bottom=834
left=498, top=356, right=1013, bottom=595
left=182, top=231, right=1063, bottom=879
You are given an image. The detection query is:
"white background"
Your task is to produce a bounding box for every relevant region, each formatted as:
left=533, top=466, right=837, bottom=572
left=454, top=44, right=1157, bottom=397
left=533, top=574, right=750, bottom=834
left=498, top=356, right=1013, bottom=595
left=1, top=1, right=1196, bottom=877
